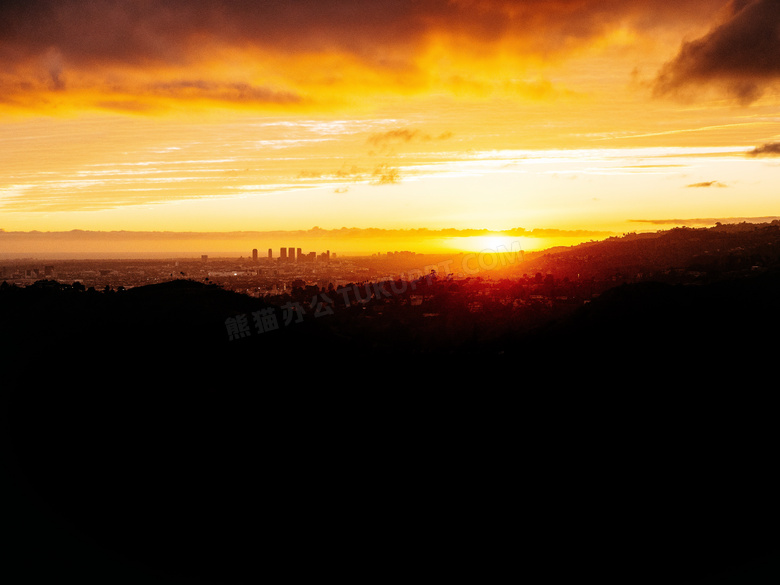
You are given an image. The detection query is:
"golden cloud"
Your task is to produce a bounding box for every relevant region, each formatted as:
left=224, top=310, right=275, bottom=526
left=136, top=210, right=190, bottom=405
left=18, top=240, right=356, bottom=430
left=0, top=0, right=728, bottom=115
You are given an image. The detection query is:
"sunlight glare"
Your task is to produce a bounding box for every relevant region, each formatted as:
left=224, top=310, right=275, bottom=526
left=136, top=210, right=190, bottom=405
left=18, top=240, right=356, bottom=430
left=446, top=235, right=532, bottom=254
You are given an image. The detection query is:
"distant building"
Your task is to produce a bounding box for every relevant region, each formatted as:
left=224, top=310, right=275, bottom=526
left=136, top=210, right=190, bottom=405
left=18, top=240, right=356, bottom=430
left=252, top=249, right=258, bottom=261
left=288, top=247, right=295, bottom=262
left=280, top=248, right=287, bottom=261
left=268, top=248, right=272, bottom=259
left=201, top=255, right=208, bottom=262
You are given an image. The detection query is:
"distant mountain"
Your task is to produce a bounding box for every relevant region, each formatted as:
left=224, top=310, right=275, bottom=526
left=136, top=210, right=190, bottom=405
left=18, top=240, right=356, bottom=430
left=502, top=221, right=780, bottom=374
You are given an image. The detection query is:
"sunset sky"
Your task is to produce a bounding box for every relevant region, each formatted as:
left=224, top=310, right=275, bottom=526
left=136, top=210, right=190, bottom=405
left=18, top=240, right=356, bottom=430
left=2, top=0, right=780, bottom=256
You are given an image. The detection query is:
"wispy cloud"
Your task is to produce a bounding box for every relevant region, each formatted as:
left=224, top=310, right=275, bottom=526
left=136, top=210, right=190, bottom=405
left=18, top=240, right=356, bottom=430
left=370, top=163, right=402, bottom=185
left=367, top=128, right=453, bottom=147
left=686, top=180, right=728, bottom=187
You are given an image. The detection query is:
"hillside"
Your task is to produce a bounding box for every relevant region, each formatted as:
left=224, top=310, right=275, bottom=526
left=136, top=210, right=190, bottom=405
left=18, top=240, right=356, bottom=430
left=514, top=264, right=780, bottom=372
left=521, top=220, right=780, bottom=281
left=2, top=226, right=780, bottom=585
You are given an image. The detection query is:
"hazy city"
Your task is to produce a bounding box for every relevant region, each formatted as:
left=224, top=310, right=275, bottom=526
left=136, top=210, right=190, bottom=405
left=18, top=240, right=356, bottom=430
left=1, top=244, right=530, bottom=297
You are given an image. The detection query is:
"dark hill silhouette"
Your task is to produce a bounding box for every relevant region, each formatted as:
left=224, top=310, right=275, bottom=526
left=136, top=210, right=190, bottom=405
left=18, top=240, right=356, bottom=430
left=1, top=278, right=277, bottom=381
left=2, top=262, right=779, bottom=584
left=513, top=265, right=780, bottom=375
left=522, top=221, right=780, bottom=280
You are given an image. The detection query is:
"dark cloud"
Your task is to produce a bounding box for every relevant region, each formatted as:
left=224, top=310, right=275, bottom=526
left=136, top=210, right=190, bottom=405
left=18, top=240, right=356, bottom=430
left=0, top=75, right=305, bottom=114
left=746, top=142, right=780, bottom=156
left=653, top=0, right=780, bottom=104
left=1, top=1, right=722, bottom=71
left=0, top=1, right=424, bottom=68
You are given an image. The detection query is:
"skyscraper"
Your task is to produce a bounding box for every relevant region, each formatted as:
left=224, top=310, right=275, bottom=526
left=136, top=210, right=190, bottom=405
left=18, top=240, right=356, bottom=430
left=288, top=247, right=295, bottom=262
left=252, top=249, right=258, bottom=261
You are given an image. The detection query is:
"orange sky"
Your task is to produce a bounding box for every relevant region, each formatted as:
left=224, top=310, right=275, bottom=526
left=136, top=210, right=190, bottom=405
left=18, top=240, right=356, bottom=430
left=2, top=0, right=780, bottom=256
